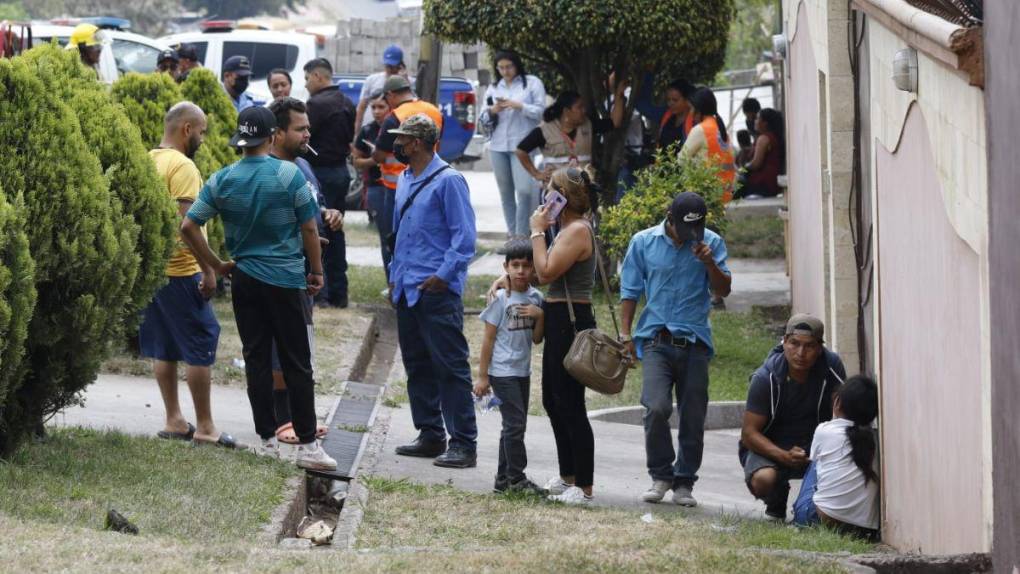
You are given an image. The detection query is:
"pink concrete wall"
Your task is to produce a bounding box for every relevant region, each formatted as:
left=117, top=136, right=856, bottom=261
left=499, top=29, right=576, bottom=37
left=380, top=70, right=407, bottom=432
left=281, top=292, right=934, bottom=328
left=787, top=3, right=826, bottom=318
left=876, top=105, right=985, bottom=553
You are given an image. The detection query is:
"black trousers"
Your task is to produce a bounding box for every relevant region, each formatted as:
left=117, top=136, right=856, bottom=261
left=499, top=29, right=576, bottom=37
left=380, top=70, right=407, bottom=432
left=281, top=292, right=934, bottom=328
left=542, top=302, right=596, bottom=488
left=231, top=268, right=318, bottom=443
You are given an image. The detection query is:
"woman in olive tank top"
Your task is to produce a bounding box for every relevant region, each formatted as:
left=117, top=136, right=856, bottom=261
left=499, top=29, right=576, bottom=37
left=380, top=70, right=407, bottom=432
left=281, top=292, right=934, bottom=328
left=526, top=166, right=599, bottom=504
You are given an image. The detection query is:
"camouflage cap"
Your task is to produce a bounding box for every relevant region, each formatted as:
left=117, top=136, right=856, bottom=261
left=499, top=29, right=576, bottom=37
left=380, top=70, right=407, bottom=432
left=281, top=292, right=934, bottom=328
left=388, top=113, right=439, bottom=143
left=785, top=313, right=825, bottom=343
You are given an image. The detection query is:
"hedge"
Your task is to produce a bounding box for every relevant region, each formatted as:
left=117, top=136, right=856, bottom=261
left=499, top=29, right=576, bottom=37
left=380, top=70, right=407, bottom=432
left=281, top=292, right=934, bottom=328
left=0, top=56, right=138, bottom=454
left=600, top=148, right=730, bottom=259
left=0, top=185, right=36, bottom=421
left=22, top=45, right=176, bottom=324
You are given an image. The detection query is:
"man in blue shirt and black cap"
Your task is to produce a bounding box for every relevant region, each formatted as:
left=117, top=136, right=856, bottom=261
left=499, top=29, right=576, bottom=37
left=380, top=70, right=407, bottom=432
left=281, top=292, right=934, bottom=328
left=223, top=55, right=255, bottom=112
left=619, top=191, right=732, bottom=508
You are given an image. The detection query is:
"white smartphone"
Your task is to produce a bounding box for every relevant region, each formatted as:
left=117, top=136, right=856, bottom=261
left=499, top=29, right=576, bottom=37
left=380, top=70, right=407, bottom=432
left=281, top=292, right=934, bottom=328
left=544, top=190, right=568, bottom=222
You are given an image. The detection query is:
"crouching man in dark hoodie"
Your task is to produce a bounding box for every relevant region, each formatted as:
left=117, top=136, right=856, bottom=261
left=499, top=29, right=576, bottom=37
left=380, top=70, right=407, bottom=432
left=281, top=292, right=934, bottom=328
left=739, top=313, right=846, bottom=521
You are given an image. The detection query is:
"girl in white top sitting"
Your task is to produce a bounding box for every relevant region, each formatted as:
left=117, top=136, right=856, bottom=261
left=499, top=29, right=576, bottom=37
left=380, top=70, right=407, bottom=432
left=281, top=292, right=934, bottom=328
left=792, top=375, right=880, bottom=539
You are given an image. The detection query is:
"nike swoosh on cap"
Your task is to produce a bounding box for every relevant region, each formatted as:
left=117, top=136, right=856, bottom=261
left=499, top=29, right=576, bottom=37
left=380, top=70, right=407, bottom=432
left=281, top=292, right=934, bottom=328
left=683, top=212, right=704, bottom=223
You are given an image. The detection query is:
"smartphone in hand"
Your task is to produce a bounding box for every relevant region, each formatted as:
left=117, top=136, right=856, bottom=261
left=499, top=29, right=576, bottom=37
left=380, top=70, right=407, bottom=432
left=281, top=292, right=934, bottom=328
left=544, top=189, right=568, bottom=222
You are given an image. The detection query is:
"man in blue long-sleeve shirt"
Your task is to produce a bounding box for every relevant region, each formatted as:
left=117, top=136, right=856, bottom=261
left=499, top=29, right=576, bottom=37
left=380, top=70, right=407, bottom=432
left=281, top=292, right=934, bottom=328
left=387, top=114, right=479, bottom=468
left=619, top=192, right=732, bottom=508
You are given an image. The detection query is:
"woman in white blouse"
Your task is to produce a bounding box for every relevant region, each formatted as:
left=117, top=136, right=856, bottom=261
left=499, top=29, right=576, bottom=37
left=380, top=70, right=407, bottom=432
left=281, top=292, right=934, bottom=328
left=478, top=51, right=547, bottom=240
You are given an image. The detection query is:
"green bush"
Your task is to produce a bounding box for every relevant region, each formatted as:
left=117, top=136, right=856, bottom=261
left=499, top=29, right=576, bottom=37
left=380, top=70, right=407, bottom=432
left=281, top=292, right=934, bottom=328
left=601, top=148, right=729, bottom=259
left=112, top=70, right=229, bottom=258
left=0, top=57, right=136, bottom=455
left=22, top=45, right=176, bottom=324
left=0, top=186, right=36, bottom=418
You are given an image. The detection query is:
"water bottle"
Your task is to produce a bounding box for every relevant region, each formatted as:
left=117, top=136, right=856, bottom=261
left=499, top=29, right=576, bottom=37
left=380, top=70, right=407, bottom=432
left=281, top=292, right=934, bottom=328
left=474, top=392, right=502, bottom=414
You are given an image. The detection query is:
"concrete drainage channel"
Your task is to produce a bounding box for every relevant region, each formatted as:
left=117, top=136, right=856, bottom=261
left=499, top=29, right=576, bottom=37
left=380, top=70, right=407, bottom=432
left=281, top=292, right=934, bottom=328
left=269, top=308, right=398, bottom=550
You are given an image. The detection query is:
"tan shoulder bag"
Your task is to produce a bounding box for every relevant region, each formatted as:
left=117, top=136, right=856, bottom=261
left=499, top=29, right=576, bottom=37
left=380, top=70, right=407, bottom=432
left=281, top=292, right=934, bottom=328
left=561, top=222, right=633, bottom=395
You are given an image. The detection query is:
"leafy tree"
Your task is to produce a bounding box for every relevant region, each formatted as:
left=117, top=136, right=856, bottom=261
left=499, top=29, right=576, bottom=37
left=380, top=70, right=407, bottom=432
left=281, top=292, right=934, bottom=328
left=718, top=0, right=777, bottom=81
left=182, top=0, right=305, bottom=20
left=22, top=45, right=176, bottom=326
left=0, top=2, right=28, bottom=20
left=425, top=0, right=735, bottom=199
left=0, top=56, right=136, bottom=455
left=0, top=185, right=36, bottom=424
left=601, top=150, right=729, bottom=259
left=18, top=0, right=184, bottom=36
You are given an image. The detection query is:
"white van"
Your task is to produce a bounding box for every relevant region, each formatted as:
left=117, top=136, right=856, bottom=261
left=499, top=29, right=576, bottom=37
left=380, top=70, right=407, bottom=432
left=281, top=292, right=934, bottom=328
left=31, top=21, right=169, bottom=85
left=160, top=23, right=320, bottom=103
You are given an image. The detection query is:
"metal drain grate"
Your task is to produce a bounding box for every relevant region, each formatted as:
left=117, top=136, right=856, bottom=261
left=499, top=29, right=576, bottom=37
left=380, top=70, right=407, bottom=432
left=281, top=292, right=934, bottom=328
left=308, top=382, right=382, bottom=480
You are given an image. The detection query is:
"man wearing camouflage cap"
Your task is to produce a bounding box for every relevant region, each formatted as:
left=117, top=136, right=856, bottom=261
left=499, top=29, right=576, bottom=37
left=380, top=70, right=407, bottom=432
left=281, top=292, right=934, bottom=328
left=738, top=313, right=847, bottom=521
left=387, top=113, right=479, bottom=470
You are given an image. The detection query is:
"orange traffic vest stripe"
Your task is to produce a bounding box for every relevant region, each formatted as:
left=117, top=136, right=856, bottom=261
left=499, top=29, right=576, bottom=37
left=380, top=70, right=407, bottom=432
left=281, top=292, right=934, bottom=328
left=700, top=117, right=736, bottom=204
left=380, top=99, right=444, bottom=190
left=659, top=110, right=694, bottom=136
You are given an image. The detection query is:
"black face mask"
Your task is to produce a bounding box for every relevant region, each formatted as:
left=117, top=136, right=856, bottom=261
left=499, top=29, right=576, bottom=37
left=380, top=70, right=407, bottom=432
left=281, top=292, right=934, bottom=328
left=393, top=142, right=411, bottom=164
left=233, top=76, right=250, bottom=94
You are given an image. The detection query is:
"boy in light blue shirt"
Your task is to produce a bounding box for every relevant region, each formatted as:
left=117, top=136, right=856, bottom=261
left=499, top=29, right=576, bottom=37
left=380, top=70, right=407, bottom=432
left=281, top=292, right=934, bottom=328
left=473, top=239, right=545, bottom=495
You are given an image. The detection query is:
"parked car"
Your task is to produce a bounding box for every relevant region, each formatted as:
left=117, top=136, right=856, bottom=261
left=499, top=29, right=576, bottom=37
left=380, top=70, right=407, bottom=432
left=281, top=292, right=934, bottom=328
left=30, top=18, right=169, bottom=84
left=160, top=22, right=320, bottom=103
left=333, top=73, right=477, bottom=163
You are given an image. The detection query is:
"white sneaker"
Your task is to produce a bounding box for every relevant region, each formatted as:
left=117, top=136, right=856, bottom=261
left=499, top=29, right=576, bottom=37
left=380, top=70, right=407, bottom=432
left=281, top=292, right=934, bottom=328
left=641, top=480, right=672, bottom=503
left=543, top=477, right=571, bottom=496
left=672, top=485, right=697, bottom=507
left=295, top=442, right=337, bottom=471
left=257, top=437, right=279, bottom=459
left=548, top=486, right=593, bottom=506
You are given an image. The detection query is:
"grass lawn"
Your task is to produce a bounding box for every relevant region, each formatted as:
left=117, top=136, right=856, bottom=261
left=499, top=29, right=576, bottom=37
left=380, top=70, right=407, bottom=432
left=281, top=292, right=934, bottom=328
left=725, top=215, right=786, bottom=259
left=101, top=298, right=371, bottom=395
left=0, top=429, right=869, bottom=572
left=0, top=428, right=296, bottom=541
left=355, top=476, right=872, bottom=573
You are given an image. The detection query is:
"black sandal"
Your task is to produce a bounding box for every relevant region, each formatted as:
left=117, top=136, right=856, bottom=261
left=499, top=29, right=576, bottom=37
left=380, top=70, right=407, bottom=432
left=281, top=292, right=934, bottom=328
left=194, top=433, right=241, bottom=450
left=157, top=422, right=196, bottom=441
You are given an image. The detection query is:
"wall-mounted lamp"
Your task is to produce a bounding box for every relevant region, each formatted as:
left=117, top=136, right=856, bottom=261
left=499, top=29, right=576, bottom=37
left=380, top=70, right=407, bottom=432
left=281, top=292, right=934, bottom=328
left=893, top=48, right=918, bottom=92
left=772, top=33, right=788, bottom=61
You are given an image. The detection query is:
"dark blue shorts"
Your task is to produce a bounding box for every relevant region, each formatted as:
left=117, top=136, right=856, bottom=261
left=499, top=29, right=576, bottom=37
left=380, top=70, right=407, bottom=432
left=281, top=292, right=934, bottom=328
left=139, top=273, right=220, bottom=366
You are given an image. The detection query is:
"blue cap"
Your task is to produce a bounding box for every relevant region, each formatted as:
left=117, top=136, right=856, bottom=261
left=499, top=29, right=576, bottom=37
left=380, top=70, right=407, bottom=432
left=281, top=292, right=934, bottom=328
left=382, top=44, right=403, bottom=66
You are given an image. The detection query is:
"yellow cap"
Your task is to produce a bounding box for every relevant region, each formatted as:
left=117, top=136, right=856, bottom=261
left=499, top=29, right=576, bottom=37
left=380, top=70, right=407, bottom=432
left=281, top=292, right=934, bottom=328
left=67, top=23, right=104, bottom=48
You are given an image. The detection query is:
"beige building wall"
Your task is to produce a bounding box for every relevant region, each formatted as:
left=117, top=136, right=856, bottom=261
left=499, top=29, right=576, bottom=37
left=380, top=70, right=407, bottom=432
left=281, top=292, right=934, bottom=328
left=781, top=0, right=993, bottom=554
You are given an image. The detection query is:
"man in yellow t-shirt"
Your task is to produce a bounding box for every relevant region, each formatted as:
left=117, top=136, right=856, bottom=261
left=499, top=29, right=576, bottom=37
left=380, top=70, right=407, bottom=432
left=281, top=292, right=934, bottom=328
left=140, top=101, right=237, bottom=448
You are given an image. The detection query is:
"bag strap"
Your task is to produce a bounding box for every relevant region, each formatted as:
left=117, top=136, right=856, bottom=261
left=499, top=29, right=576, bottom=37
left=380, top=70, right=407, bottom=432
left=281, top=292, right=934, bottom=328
left=393, top=165, right=451, bottom=233
left=560, top=219, right=620, bottom=338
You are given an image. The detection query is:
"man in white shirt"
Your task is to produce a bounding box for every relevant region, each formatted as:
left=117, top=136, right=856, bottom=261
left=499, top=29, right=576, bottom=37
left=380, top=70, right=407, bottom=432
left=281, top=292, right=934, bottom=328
left=354, top=44, right=408, bottom=130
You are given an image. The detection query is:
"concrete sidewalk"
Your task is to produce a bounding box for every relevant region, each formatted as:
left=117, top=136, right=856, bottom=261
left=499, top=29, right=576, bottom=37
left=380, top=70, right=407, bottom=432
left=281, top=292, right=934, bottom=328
left=370, top=402, right=801, bottom=520
left=53, top=374, right=338, bottom=449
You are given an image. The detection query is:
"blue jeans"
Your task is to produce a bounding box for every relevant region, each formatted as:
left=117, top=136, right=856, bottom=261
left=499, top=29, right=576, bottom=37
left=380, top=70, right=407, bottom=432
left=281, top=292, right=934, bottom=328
left=640, top=339, right=710, bottom=488
left=311, top=165, right=349, bottom=306
left=792, top=461, right=821, bottom=526
left=396, top=290, right=477, bottom=451
left=366, top=184, right=393, bottom=276
left=615, top=164, right=637, bottom=203
left=490, top=149, right=539, bottom=237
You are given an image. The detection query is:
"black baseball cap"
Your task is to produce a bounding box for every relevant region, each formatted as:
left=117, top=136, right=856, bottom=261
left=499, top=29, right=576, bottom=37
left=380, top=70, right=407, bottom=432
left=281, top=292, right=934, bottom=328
left=668, top=192, right=708, bottom=242
left=157, top=49, right=179, bottom=64
left=176, top=43, right=198, bottom=61
left=223, top=55, right=252, bottom=76
left=230, top=106, right=276, bottom=148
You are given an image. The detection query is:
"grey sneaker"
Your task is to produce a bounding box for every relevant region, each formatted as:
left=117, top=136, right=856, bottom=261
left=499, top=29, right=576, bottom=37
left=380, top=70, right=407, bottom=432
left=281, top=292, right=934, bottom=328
left=641, top=480, right=672, bottom=503
left=672, top=485, right=697, bottom=507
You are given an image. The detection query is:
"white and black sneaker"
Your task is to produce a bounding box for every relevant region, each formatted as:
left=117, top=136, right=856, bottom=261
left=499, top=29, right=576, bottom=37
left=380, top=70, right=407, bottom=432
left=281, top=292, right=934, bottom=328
left=295, top=442, right=337, bottom=471
left=543, top=476, right=571, bottom=496
left=257, top=437, right=279, bottom=459
left=548, top=486, right=593, bottom=506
